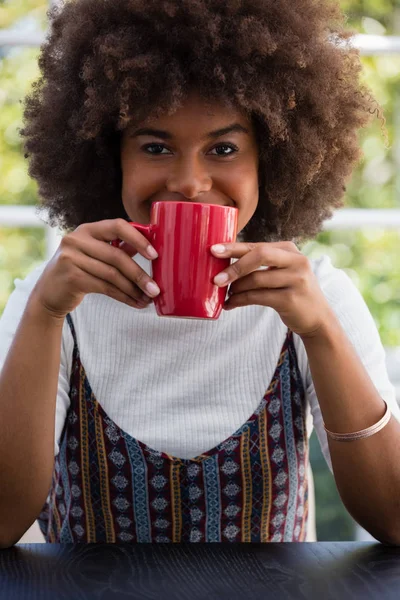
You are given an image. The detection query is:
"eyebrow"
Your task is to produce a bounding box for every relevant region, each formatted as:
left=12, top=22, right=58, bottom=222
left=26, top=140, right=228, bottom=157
left=130, top=123, right=249, bottom=141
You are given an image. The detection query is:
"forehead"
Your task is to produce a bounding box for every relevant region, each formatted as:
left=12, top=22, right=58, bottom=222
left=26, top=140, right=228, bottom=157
left=127, top=92, right=251, bottom=132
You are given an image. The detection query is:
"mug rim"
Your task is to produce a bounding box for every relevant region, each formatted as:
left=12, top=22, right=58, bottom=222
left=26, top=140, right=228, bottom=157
left=152, top=200, right=238, bottom=211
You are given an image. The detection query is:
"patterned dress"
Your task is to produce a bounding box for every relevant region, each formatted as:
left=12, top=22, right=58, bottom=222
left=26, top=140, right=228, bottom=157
left=38, top=314, right=309, bottom=542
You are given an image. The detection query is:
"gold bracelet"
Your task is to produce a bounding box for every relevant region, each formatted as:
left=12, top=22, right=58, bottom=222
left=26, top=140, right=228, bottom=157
left=323, top=401, right=391, bottom=442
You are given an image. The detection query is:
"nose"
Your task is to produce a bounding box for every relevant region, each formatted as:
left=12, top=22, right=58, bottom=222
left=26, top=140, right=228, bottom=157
left=165, top=155, right=212, bottom=200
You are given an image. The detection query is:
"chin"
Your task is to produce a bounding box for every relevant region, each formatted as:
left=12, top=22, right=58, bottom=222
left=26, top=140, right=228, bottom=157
left=123, top=204, right=150, bottom=224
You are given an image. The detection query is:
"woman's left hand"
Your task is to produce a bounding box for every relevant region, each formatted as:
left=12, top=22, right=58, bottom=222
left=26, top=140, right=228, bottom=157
left=211, top=241, right=333, bottom=338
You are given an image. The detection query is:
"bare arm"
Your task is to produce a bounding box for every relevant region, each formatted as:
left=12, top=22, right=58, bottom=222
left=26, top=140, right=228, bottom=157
left=0, top=293, right=64, bottom=547
left=0, top=219, right=161, bottom=548
left=210, top=241, right=400, bottom=545
left=301, top=312, right=400, bottom=546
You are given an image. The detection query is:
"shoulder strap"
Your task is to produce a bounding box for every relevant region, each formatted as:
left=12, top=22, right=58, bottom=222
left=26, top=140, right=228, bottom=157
left=65, top=313, right=78, bottom=349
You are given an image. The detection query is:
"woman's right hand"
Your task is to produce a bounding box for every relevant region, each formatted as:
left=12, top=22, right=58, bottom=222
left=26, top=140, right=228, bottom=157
left=31, top=219, right=161, bottom=319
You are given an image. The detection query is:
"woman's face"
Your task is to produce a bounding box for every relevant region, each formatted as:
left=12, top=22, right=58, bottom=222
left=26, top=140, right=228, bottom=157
left=120, top=92, right=259, bottom=234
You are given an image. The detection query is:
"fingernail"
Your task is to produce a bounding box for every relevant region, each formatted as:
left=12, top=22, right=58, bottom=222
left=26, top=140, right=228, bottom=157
left=214, top=272, right=229, bottom=286
left=212, top=244, right=226, bottom=254
left=145, top=281, right=161, bottom=297
left=147, top=245, right=158, bottom=259
left=135, top=300, right=148, bottom=308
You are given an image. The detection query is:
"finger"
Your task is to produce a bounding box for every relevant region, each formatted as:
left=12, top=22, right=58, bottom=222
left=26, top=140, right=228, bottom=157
left=75, top=267, right=150, bottom=309
left=211, top=240, right=300, bottom=259
left=68, top=235, right=161, bottom=299
left=79, top=219, right=158, bottom=261
left=224, top=288, right=285, bottom=311
left=213, top=246, right=295, bottom=287
left=228, top=268, right=292, bottom=295
left=73, top=252, right=153, bottom=305
left=116, top=241, right=142, bottom=257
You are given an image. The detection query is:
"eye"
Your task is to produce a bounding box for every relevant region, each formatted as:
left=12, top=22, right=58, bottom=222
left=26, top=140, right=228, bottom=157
left=141, top=142, right=239, bottom=156
left=209, top=143, right=238, bottom=156
left=142, top=144, right=171, bottom=155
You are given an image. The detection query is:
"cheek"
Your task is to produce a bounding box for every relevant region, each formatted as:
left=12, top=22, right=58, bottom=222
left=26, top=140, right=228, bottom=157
left=120, top=153, right=134, bottom=192
left=121, top=171, right=137, bottom=208
left=120, top=163, right=148, bottom=218
left=230, top=168, right=259, bottom=230
left=237, top=194, right=258, bottom=232
left=121, top=158, right=158, bottom=200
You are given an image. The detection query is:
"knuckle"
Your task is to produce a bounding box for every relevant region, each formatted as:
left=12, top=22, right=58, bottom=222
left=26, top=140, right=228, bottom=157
left=252, top=244, right=266, bottom=262
left=298, top=251, right=308, bottom=263
left=134, top=269, right=147, bottom=285
left=103, top=283, right=117, bottom=298
left=254, top=271, right=265, bottom=286
left=284, top=288, right=296, bottom=306
left=298, top=254, right=311, bottom=273
left=294, top=271, right=307, bottom=287
left=74, top=223, right=88, bottom=235
left=284, top=241, right=297, bottom=251
left=259, top=246, right=270, bottom=261
left=230, top=261, right=242, bottom=277
left=104, top=264, right=119, bottom=282
left=279, top=240, right=299, bottom=254
left=59, top=234, right=74, bottom=249
left=115, top=218, right=128, bottom=230
left=57, top=247, right=73, bottom=265
left=65, top=266, right=83, bottom=288
left=109, top=243, right=121, bottom=258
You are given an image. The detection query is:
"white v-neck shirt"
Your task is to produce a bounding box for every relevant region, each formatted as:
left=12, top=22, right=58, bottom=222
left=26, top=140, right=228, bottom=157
left=1, top=253, right=399, bottom=473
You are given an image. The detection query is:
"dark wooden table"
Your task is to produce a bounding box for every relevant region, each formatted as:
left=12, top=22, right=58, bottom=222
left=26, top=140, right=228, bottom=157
left=1, top=542, right=400, bottom=599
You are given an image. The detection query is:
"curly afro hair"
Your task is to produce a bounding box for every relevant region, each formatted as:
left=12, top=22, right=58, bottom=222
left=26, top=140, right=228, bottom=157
left=22, top=0, right=379, bottom=242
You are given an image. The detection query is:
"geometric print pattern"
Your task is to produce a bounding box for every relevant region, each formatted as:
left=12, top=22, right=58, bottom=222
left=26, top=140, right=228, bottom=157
left=37, top=314, right=309, bottom=543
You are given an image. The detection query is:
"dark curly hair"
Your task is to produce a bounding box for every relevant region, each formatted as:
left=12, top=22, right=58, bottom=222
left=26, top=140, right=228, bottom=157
left=21, top=0, right=380, bottom=243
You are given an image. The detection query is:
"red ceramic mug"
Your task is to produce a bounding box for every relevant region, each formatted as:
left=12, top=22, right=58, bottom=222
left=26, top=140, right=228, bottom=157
left=112, top=201, right=238, bottom=319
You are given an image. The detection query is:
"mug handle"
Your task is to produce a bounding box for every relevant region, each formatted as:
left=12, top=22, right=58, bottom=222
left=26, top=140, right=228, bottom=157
left=110, top=222, right=153, bottom=250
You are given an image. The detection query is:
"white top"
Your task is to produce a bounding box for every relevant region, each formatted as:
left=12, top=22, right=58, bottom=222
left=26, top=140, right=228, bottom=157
left=1, top=253, right=399, bottom=475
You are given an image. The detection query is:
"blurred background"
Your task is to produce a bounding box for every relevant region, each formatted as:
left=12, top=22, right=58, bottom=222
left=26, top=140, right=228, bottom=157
left=1, top=0, right=399, bottom=542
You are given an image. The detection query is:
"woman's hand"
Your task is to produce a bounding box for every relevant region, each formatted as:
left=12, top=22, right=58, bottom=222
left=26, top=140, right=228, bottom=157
left=32, top=219, right=161, bottom=319
left=211, top=241, right=333, bottom=338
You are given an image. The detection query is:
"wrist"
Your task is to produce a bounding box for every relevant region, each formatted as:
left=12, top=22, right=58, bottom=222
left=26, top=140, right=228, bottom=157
left=298, top=306, right=339, bottom=343
left=26, top=290, right=67, bottom=327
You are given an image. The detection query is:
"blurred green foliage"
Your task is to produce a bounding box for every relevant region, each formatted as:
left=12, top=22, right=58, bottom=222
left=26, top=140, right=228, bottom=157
left=0, top=1, right=48, bottom=307
left=1, top=1, right=399, bottom=344
left=309, top=431, right=356, bottom=541
left=0, top=0, right=399, bottom=542
left=0, top=0, right=47, bottom=29
left=0, top=46, right=45, bottom=309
